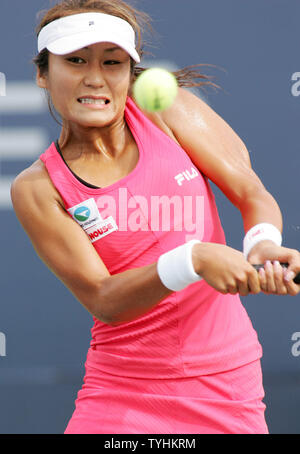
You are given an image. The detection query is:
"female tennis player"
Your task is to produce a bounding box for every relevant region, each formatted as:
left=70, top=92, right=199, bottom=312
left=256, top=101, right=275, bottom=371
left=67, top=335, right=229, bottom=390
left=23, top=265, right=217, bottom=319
left=11, top=0, right=300, bottom=434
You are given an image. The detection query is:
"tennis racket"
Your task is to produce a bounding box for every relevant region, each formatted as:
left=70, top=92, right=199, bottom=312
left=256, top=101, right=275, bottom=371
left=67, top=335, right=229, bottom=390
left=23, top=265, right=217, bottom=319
left=253, top=263, right=300, bottom=284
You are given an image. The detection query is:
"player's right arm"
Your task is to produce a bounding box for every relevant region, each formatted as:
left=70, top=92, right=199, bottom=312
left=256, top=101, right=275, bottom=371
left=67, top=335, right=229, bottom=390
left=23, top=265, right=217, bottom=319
left=10, top=162, right=172, bottom=324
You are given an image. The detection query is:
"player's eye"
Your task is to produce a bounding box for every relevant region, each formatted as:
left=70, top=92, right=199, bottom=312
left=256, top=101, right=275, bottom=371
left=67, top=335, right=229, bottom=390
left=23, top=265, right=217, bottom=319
left=66, top=57, right=85, bottom=64
left=104, top=60, right=121, bottom=65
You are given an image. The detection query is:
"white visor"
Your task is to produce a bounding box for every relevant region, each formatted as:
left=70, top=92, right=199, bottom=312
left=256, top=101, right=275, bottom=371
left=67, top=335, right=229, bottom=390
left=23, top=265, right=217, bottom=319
left=37, top=12, right=140, bottom=63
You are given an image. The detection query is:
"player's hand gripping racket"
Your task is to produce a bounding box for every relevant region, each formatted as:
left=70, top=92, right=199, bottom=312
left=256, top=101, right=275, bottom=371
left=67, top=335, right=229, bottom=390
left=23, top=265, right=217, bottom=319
left=253, top=263, right=300, bottom=284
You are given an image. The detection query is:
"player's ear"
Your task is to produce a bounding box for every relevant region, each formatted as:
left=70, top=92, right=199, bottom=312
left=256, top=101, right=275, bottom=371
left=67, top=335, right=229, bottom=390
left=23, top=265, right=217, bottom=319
left=36, top=67, right=48, bottom=89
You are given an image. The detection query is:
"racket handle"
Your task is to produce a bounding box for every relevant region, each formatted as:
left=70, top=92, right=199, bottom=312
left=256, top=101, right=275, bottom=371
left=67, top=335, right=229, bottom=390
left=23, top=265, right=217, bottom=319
left=253, top=263, right=300, bottom=284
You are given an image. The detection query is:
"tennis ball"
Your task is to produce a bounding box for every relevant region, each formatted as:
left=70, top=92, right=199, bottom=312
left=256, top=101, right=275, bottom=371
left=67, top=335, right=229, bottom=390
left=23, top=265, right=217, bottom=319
left=133, top=68, right=178, bottom=112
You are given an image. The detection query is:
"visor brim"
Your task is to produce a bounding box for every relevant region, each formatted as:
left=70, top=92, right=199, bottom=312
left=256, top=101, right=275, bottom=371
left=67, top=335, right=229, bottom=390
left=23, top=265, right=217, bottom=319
left=47, top=31, right=140, bottom=63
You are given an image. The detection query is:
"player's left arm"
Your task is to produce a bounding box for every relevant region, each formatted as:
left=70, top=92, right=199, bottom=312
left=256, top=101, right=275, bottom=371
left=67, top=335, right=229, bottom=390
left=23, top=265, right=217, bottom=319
left=160, top=87, right=300, bottom=294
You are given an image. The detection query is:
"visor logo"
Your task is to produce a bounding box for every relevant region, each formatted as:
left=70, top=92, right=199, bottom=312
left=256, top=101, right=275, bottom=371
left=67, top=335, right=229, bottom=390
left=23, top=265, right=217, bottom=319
left=89, top=21, right=95, bottom=26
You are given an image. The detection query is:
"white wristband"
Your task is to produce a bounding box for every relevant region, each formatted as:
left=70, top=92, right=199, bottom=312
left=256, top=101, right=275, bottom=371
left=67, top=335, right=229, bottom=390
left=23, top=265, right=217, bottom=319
left=243, top=223, right=282, bottom=259
left=157, top=240, right=202, bottom=291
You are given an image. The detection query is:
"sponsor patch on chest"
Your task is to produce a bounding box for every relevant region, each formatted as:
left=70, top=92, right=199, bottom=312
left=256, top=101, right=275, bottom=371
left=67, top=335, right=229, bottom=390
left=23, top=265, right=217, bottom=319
left=67, top=198, right=118, bottom=241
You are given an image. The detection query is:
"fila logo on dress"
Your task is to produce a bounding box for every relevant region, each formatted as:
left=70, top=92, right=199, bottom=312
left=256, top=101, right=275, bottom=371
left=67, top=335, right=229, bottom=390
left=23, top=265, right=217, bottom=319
left=174, top=167, right=199, bottom=186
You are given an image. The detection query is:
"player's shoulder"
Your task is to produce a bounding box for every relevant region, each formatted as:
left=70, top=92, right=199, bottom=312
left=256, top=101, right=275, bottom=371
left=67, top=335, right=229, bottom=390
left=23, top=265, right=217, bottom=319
left=141, top=87, right=208, bottom=142
left=162, top=87, right=209, bottom=120
left=135, top=88, right=199, bottom=145
left=160, top=86, right=226, bottom=141
left=10, top=158, right=64, bottom=210
left=11, top=159, right=51, bottom=195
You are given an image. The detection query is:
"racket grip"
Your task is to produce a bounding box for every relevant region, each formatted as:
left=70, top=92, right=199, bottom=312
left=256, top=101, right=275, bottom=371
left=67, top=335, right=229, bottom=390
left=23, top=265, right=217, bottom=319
left=253, top=263, right=300, bottom=284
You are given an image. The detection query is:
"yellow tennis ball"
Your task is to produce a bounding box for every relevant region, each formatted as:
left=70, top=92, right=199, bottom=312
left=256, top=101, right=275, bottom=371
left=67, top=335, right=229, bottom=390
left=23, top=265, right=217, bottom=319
left=133, top=68, right=178, bottom=112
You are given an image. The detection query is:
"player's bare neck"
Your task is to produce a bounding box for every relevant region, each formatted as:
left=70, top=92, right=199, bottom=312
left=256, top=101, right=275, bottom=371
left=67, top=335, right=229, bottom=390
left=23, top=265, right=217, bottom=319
left=58, top=120, right=133, bottom=163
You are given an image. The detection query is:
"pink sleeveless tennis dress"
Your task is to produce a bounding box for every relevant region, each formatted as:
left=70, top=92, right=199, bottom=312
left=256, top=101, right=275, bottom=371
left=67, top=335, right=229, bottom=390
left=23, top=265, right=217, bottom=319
left=40, top=97, right=268, bottom=434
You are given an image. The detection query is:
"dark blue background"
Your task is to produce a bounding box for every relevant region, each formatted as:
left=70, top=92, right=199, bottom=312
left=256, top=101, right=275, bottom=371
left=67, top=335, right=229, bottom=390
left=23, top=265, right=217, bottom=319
left=0, top=0, right=299, bottom=434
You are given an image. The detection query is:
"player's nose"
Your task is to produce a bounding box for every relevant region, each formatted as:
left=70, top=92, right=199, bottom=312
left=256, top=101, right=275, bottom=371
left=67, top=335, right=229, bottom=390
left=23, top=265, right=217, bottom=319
left=83, top=64, right=106, bottom=88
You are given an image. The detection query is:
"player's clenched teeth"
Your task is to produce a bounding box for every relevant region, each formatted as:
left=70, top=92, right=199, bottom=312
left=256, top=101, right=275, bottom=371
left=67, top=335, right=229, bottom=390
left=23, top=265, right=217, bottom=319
left=78, top=98, right=110, bottom=104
